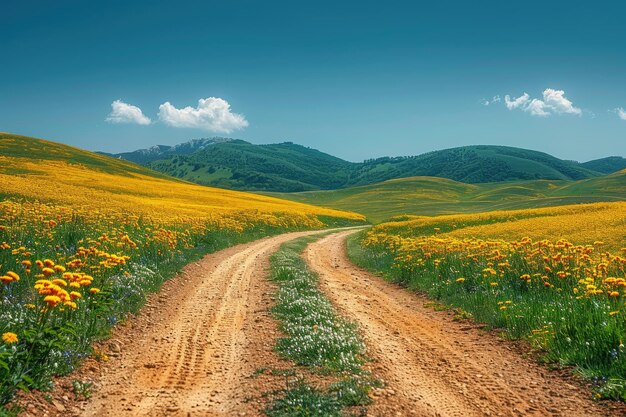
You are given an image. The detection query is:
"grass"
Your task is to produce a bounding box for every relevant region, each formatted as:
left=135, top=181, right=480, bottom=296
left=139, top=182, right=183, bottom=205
left=266, top=234, right=377, bottom=416
left=267, top=169, right=626, bottom=223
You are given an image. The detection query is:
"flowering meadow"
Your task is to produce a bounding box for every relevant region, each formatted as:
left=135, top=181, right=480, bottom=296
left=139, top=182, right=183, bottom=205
left=0, top=134, right=364, bottom=405
left=351, top=202, right=626, bottom=399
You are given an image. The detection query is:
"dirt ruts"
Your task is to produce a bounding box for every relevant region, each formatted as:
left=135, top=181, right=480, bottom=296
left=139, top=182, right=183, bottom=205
left=80, top=230, right=321, bottom=417
left=304, top=230, right=618, bottom=417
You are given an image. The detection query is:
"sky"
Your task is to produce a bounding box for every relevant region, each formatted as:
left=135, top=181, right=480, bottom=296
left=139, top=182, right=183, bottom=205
left=1, top=0, right=625, bottom=162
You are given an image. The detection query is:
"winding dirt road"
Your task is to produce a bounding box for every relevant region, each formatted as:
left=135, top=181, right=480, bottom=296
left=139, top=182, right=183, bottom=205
left=305, top=230, right=615, bottom=417
left=80, top=230, right=323, bottom=417
left=24, top=229, right=622, bottom=416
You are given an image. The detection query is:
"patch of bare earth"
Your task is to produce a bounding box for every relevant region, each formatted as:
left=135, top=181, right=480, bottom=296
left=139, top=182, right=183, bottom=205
left=304, top=230, right=626, bottom=417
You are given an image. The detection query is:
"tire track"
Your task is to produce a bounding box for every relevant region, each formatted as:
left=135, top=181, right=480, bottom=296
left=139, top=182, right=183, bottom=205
left=82, top=230, right=323, bottom=417
left=304, top=230, right=612, bottom=417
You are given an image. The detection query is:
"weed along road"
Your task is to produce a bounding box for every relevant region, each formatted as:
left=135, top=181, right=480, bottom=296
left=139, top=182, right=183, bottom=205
left=304, top=230, right=611, bottom=417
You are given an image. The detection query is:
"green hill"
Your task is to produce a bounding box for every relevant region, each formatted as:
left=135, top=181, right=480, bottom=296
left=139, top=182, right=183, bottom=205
left=267, top=170, right=626, bottom=223
left=101, top=137, right=235, bottom=165
left=580, top=156, right=626, bottom=174
left=115, top=140, right=606, bottom=192
left=351, top=145, right=600, bottom=185
left=147, top=140, right=353, bottom=192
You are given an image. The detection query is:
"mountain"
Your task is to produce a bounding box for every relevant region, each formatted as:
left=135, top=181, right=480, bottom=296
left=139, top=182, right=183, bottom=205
left=580, top=156, right=626, bottom=174
left=350, top=145, right=601, bottom=186
left=114, top=140, right=605, bottom=192
left=147, top=140, right=354, bottom=192
left=105, top=137, right=235, bottom=165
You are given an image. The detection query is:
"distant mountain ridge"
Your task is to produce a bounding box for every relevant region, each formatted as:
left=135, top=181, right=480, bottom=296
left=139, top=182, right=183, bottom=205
left=101, top=137, right=234, bottom=164
left=105, top=139, right=622, bottom=192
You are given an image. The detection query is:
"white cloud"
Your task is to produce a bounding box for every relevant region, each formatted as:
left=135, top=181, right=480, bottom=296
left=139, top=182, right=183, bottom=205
left=158, top=97, right=248, bottom=133
left=615, top=107, right=626, bottom=120
left=504, top=93, right=530, bottom=110
left=481, top=95, right=501, bottom=106
left=503, top=89, right=581, bottom=117
left=542, top=88, right=582, bottom=115
left=526, top=99, right=550, bottom=117
left=106, top=100, right=152, bottom=125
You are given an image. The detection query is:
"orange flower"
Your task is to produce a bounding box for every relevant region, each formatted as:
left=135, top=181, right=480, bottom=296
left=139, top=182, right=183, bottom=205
left=44, top=295, right=61, bottom=307
left=6, top=271, right=19, bottom=281
left=0, top=275, right=14, bottom=283
left=2, top=332, right=18, bottom=344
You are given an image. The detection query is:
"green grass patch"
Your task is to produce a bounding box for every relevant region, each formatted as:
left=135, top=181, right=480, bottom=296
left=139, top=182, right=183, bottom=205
left=266, top=234, right=376, bottom=416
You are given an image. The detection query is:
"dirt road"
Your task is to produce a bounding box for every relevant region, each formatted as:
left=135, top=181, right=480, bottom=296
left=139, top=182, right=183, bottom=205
left=26, top=229, right=621, bottom=417
left=305, top=230, right=614, bottom=417
left=81, top=230, right=323, bottom=417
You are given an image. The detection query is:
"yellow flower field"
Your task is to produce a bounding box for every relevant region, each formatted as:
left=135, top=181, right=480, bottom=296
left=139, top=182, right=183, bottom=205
left=0, top=136, right=363, bottom=227
left=354, top=201, right=626, bottom=399
left=376, top=202, right=626, bottom=251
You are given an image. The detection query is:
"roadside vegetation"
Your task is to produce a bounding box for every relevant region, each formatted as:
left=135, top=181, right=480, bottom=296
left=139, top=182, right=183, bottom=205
left=0, top=134, right=364, bottom=408
left=349, top=201, right=626, bottom=400
left=266, top=235, right=377, bottom=416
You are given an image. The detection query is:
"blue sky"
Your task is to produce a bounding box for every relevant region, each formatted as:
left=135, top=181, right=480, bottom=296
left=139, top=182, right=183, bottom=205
left=1, top=0, right=625, bottom=161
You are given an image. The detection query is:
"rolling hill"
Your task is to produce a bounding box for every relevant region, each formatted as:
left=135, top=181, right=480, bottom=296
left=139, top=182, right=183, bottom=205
left=352, top=145, right=600, bottom=185
left=7, top=133, right=621, bottom=224
left=109, top=139, right=612, bottom=192
left=580, top=156, right=626, bottom=174
left=147, top=140, right=353, bottom=192
left=268, top=169, right=626, bottom=223
left=0, top=132, right=364, bottom=224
